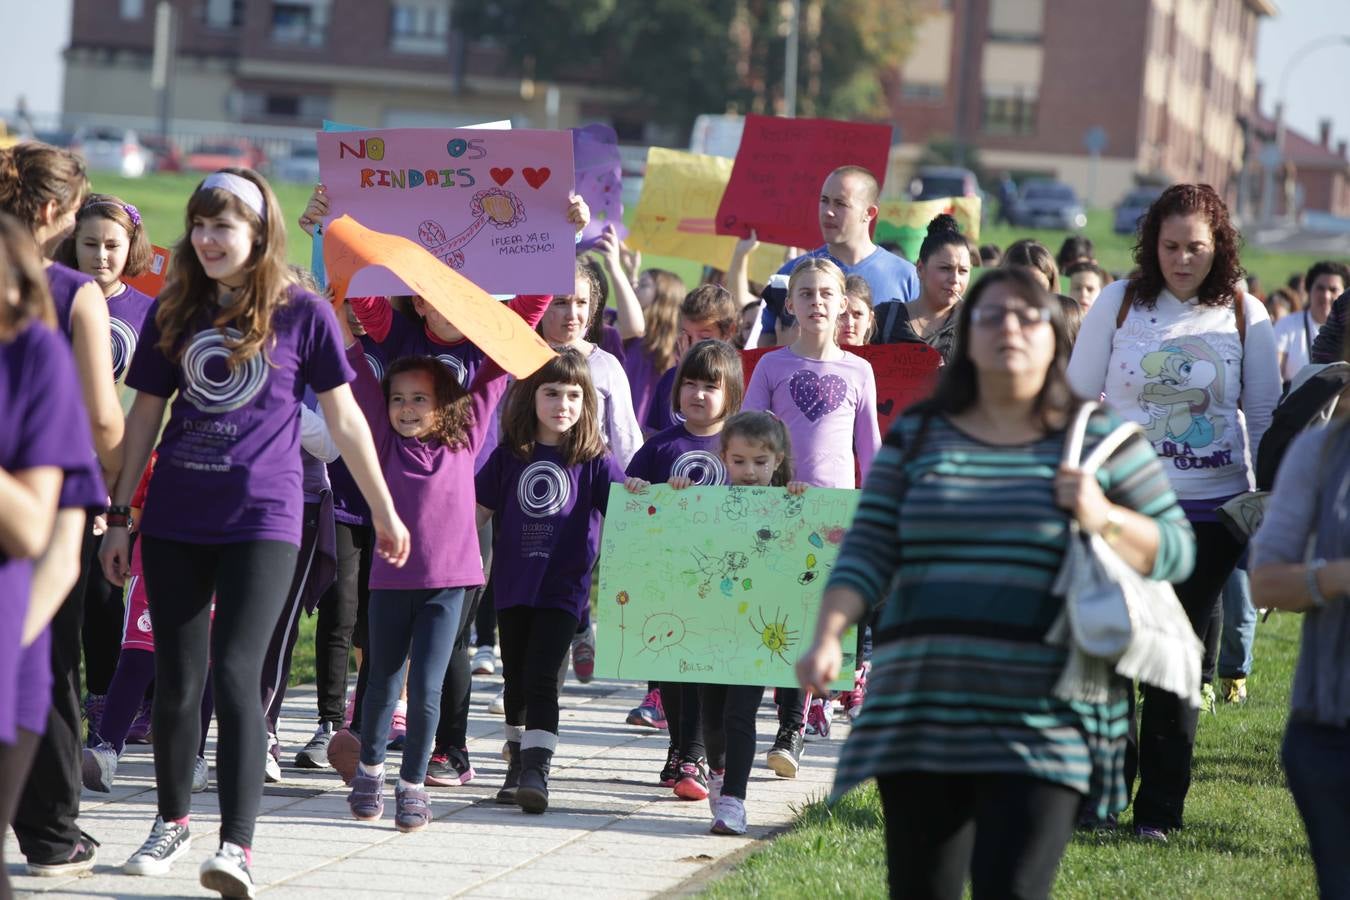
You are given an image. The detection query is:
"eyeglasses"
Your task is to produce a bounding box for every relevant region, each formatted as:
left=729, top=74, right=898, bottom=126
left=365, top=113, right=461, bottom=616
left=970, top=304, right=1052, bottom=328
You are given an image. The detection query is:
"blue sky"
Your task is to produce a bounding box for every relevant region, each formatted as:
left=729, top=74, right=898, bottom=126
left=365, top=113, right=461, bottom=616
left=3, top=0, right=1348, bottom=150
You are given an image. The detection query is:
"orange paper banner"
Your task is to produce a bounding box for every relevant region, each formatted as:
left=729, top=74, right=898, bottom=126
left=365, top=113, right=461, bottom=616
left=124, top=245, right=170, bottom=299
left=323, top=214, right=555, bottom=379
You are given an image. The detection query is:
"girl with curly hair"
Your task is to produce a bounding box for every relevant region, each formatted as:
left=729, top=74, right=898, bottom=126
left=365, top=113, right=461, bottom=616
left=1066, top=183, right=1281, bottom=840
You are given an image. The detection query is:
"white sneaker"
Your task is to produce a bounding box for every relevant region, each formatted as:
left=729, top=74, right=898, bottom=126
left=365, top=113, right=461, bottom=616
left=488, top=688, right=506, bottom=715
left=707, top=770, right=724, bottom=815
left=81, top=741, right=119, bottom=793
left=471, top=645, right=496, bottom=675
left=263, top=750, right=281, bottom=784
left=711, top=795, right=748, bottom=835
left=200, top=842, right=254, bottom=898
left=192, top=756, right=209, bottom=793
left=124, top=816, right=191, bottom=876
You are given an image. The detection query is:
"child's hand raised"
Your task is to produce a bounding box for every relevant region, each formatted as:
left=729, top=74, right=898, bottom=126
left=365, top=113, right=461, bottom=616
left=566, top=193, right=591, bottom=235
left=667, top=476, right=693, bottom=490
left=623, top=476, right=650, bottom=494
left=786, top=481, right=809, bottom=496
left=299, top=184, right=329, bottom=236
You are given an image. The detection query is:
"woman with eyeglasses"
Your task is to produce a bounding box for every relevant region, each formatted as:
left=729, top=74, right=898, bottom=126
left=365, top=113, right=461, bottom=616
left=1066, top=184, right=1280, bottom=841
left=798, top=268, right=1195, bottom=898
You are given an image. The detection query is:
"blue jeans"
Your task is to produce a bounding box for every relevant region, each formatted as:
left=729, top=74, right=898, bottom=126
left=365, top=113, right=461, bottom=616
left=1219, top=567, right=1256, bottom=679
left=359, top=587, right=466, bottom=784
left=1283, top=719, right=1350, bottom=898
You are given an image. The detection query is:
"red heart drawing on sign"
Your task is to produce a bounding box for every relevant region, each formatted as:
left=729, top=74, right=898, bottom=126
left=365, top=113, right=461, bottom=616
left=522, top=167, right=551, bottom=189
left=490, top=168, right=514, bottom=186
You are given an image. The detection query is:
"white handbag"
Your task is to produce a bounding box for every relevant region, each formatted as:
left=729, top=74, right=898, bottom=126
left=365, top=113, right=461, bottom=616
left=1046, top=403, right=1204, bottom=707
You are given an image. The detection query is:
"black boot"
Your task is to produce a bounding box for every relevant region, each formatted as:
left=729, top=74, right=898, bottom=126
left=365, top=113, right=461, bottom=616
left=495, top=739, right=521, bottom=804
left=515, top=730, right=556, bottom=814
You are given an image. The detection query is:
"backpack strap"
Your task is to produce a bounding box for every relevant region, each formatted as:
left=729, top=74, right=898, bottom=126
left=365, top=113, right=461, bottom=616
left=1233, top=292, right=1247, bottom=346
left=1115, top=283, right=1137, bottom=329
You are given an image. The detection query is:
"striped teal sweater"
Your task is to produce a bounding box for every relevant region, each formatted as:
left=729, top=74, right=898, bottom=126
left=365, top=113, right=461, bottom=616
left=828, top=409, right=1194, bottom=813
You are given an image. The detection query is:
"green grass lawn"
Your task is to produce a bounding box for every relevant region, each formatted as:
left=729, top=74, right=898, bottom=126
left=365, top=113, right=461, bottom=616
left=701, top=611, right=1317, bottom=899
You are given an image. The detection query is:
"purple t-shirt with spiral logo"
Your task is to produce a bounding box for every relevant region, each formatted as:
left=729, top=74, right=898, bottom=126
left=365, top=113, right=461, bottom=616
left=476, top=443, right=626, bottom=619
left=125, top=285, right=355, bottom=545
left=625, top=425, right=727, bottom=487
left=44, top=262, right=108, bottom=510
left=107, top=283, right=155, bottom=383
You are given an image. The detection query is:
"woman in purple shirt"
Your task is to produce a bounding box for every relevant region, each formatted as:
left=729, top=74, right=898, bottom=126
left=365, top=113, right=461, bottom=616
left=97, top=168, right=409, bottom=897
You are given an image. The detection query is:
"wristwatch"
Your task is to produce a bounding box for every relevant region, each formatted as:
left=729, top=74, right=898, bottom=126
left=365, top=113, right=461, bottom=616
left=1101, top=506, right=1125, bottom=545
left=1307, top=558, right=1329, bottom=608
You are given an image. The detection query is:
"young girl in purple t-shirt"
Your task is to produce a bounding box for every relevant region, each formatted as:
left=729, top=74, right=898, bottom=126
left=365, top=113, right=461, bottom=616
left=98, top=168, right=409, bottom=897
left=475, top=348, right=649, bottom=814
left=626, top=340, right=744, bottom=801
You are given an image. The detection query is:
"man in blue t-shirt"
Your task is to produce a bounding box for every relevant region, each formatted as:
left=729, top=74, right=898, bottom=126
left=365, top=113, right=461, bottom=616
left=757, top=165, right=920, bottom=347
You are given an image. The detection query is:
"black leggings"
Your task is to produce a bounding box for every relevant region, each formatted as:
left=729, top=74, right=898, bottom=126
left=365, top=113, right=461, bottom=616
left=260, top=502, right=322, bottom=735
left=1131, top=520, right=1242, bottom=831
left=0, top=728, right=41, bottom=900
left=661, top=682, right=705, bottom=762
left=498, top=605, right=577, bottom=735
left=474, top=582, right=497, bottom=649
left=877, top=772, right=1080, bottom=900
left=314, top=522, right=371, bottom=726
left=700, top=684, right=765, bottom=799
left=80, top=567, right=123, bottom=696
left=141, top=537, right=298, bottom=848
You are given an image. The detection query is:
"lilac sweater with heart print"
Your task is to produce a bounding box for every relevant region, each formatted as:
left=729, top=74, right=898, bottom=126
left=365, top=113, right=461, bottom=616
left=743, top=346, right=881, bottom=488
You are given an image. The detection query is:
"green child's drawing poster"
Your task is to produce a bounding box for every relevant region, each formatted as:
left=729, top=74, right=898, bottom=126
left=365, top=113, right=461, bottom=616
left=596, top=484, right=859, bottom=689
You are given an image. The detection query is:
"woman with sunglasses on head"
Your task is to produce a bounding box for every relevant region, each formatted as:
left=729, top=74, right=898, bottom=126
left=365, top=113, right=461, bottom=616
left=799, top=268, right=1195, bottom=898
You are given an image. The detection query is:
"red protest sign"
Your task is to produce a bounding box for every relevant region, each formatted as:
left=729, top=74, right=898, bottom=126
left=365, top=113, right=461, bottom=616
left=741, top=341, right=942, bottom=436
left=715, top=115, right=892, bottom=249
left=124, top=245, right=170, bottom=299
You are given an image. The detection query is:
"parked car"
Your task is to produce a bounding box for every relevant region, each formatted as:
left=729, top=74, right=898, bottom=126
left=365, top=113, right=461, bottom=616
left=29, top=128, right=76, bottom=149
left=185, top=140, right=266, bottom=173
left=138, top=133, right=182, bottom=173
left=71, top=127, right=151, bottom=178
left=1008, top=180, right=1087, bottom=230
left=908, top=165, right=981, bottom=201
left=1113, top=185, right=1165, bottom=234
left=271, top=144, right=321, bottom=184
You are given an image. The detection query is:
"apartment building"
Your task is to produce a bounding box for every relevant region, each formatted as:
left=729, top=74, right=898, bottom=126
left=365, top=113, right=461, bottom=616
left=892, top=0, right=1275, bottom=206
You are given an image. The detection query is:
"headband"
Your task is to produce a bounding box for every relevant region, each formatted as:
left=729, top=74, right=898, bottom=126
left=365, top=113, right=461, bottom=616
left=81, top=199, right=141, bottom=228
left=200, top=172, right=267, bottom=221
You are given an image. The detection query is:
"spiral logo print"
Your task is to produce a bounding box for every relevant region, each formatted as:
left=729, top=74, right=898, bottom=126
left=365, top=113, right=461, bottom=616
left=516, top=460, right=572, bottom=518
left=109, top=316, right=138, bottom=382
left=181, top=327, right=267, bottom=413
left=436, top=353, right=469, bottom=387
left=364, top=353, right=385, bottom=383
left=670, top=450, right=725, bottom=486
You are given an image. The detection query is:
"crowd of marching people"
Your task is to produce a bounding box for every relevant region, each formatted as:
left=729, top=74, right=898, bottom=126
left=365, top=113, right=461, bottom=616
left=1, top=135, right=1348, bottom=900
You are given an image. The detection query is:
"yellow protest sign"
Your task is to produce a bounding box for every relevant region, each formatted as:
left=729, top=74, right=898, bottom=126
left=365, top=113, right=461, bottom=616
left=628, top=147, right=792, bottom=284
left=875, top=197, right=982, bottom=262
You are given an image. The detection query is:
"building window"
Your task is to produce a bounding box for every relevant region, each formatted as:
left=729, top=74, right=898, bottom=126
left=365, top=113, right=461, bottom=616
left=204, top=0, right=245, bottom=29
left=390, top=0, right=450, bottom=54
left=988, top=0, right=1044, bottom=42
left=981, top=87, right=1038, bottom=136
left=901, top=82, right=945, bottom=103
left=120, top=0, right=145, bottom=19
left=238, top=90, right=330, bottom=122
left=271, top=0, right=329, bottom=46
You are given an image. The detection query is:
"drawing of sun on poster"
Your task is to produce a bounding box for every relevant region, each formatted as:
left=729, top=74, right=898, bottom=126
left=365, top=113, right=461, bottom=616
left=316, top=127, right=575, bottom=296
left=596, top=484, right=858, bottom=689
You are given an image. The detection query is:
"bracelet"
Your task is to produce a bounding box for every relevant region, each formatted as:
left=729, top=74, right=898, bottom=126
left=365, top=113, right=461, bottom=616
left=1307, top=558, right=1329, bottom=608
left=105, top=511, right=132, bottom=528
left=1100, top=506, right=1125, bottom=545
left=107, top=504, right=131, bottom=517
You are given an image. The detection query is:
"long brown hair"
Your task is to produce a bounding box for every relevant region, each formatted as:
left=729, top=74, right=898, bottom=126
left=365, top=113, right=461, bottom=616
left=1129, top=183, right=1245, bottom=310
left=921, top=268, right=1077, bottom=431
left=0, top=143, right=88, bottom=237
left=671, top=339, right=744, bottom=421
left=640, top=268, right=684, bottom=370
left=55, top=193, right=153, bottom=278
left=720, top=411, right=794, bottom=487
left=383, top=355, right=475, bottom=450
left=155, top=168, right=294, bottom=367
left=1002, top=238, right=1059, bottom=292
left=0, top=212, right=56, bottom=341
left=499, top=348, right=608, bottom=466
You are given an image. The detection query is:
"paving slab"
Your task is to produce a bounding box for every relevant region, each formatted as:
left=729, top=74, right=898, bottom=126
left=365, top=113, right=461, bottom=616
left=7, top=673, right=846, bottom=898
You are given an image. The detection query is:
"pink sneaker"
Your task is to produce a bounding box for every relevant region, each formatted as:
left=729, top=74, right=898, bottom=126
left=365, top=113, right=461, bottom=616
left=805, top=698, right=832, bottom=738
left=626, top=689, right=667, bottom=729
left=387, top=708, right=407, bottom=751
left=343, top=691, right=355, bottom=728
left=846, top=663, right=869, bottom=720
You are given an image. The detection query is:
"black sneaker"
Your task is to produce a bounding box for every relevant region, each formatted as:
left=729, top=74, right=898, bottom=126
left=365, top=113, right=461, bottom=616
left=124, top=816, right=191, bottom=875
left=766, top=726, right=804, bottom=778
left=26, top=831, right=98, bottom=877
left=426, top=746, right=475, bottom=786
left=658, top=744, right=681, bottom=787
left=200, top=841, right=254, bottom=898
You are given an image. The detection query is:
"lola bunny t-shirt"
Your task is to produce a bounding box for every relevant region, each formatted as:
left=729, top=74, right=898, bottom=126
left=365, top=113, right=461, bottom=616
left=126, top=285, right=355, bottom=545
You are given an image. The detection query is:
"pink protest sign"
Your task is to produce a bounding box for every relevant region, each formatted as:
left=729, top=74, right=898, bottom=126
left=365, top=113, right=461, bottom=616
left=316, top=128, right=575, bottom=296
left=574, top=124, right=626, bottom=252
left=715, top=114, right=892, bottom=249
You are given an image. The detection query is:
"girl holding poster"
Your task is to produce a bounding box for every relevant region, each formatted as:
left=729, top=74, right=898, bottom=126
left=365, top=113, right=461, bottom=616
left=98, top=168, right=409, bottom=897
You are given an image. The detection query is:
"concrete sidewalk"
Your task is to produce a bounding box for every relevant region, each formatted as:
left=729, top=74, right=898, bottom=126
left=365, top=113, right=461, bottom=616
left=7, top=673, right=847, bottom=898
